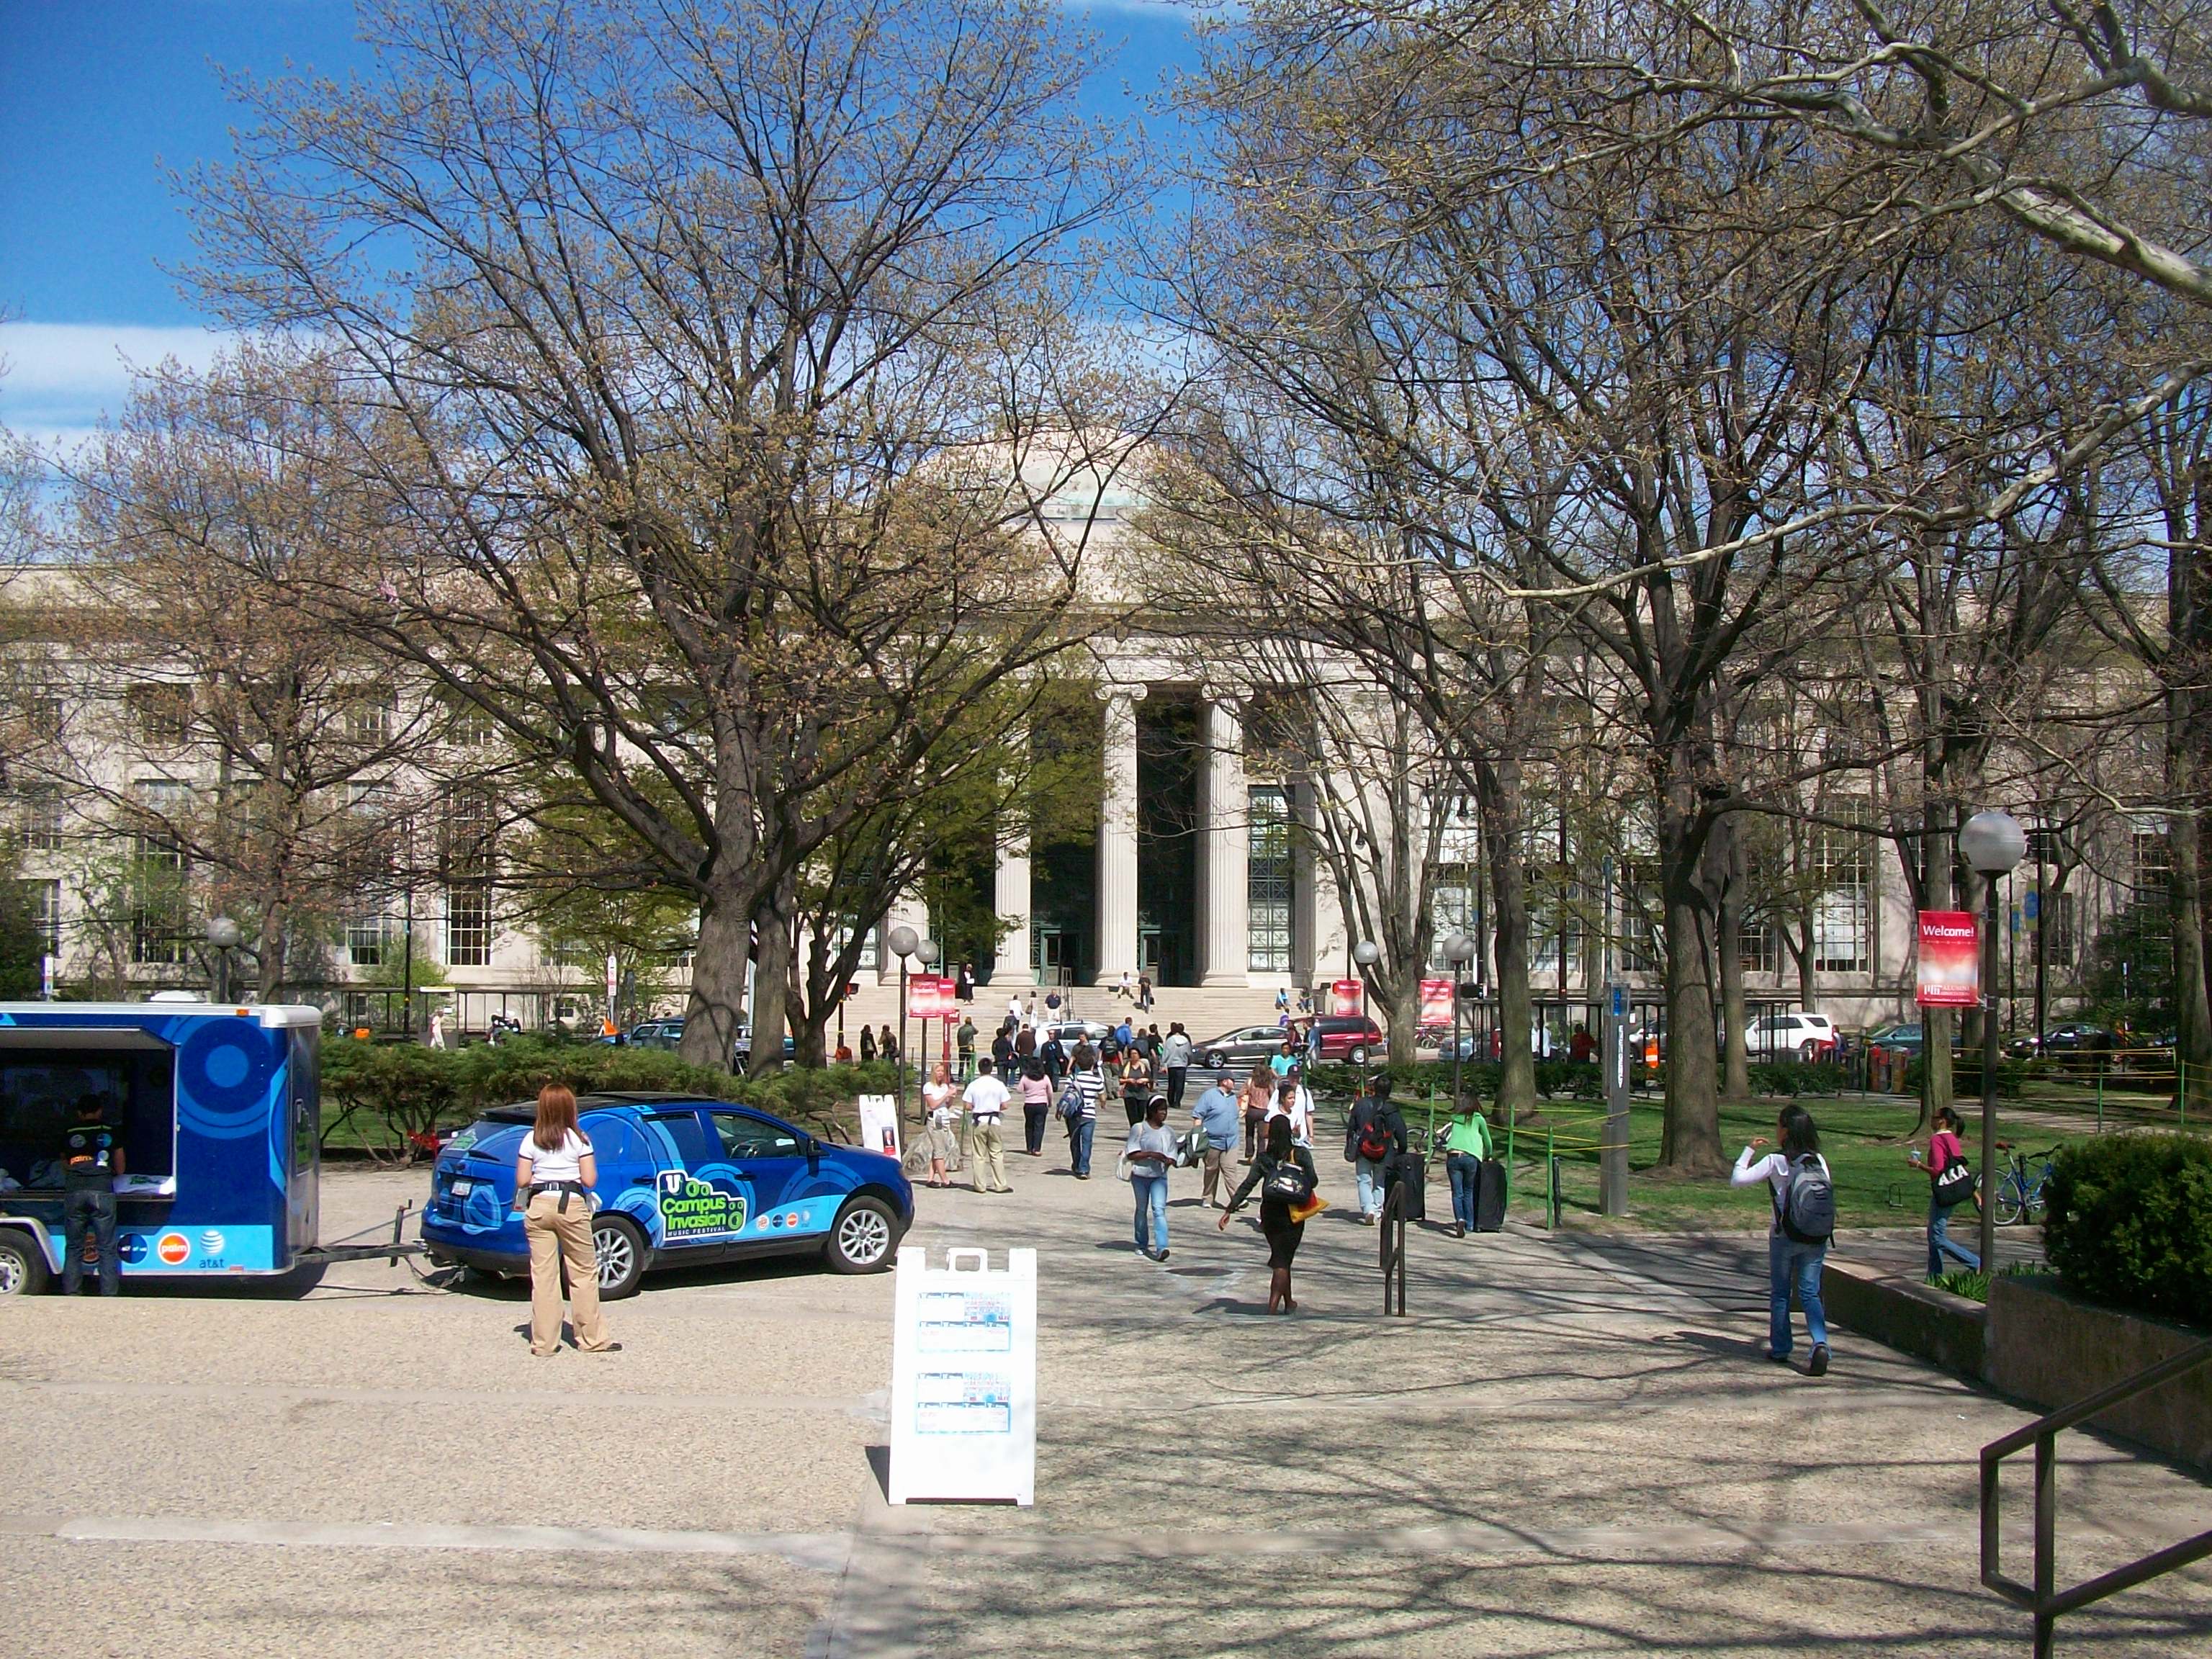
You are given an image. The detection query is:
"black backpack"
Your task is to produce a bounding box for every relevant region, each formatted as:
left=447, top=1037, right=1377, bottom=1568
left=1779, top=1154, right=1836, bottom=1244
left=1354, top=1106, right=1391, bottom=1163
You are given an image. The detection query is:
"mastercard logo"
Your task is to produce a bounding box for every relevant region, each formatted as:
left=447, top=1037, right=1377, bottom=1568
left=156, top=1232, right=192, bottom=1266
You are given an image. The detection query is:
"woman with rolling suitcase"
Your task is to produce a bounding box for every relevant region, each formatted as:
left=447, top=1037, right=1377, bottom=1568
left=1442, top=1096, right=1494, bottom=1238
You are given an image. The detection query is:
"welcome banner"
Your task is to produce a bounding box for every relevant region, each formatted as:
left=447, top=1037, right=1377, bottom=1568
left=1915, top=911, right=1981, bottom=1008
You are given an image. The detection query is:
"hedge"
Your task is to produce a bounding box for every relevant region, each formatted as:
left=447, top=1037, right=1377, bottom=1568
left=2044, top=1132, right=2212, bottom=1328
left=319, top=1036, right=898, bottom=1163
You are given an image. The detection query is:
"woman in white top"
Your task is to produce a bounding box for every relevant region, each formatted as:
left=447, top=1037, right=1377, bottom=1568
left=1730, top=1104, right=1831, bottom=1375
left=1267, top=1074, right=1314, bottom=1147
left=513, top=1083, right=618, bottom=1357
left=921, top=1064, right=960, bottom=1187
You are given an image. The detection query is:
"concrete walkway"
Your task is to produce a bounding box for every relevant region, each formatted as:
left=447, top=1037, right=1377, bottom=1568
left=1, top=1156, right=2206, bottom=1657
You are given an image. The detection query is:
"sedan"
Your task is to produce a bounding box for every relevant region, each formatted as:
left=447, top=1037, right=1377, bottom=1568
left=1196, top=1024, right=1297, bottom=1072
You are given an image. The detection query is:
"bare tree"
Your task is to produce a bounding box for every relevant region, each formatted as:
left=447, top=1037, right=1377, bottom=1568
left=183, top=0, right=1146, bottom=1071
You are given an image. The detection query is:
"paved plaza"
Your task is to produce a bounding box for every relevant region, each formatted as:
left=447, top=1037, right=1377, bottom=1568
left=3, top=1154, right=2208, bottom=1658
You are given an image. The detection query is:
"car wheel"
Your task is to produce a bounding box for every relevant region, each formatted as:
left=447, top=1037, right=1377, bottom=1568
left=1348, top=1046, right=1367, bottom=1066
left=591, top=1214, right=649, bottom=1300
left=0, top=1230, right=49, bottom=1296
left=826, top=1196, right=901, bottom=1274
left=1205, top=1051, right=1226, bottom=1069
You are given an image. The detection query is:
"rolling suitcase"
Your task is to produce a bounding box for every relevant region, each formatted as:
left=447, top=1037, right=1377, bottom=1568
left=1475, top=1158, right=1507, bottom=1232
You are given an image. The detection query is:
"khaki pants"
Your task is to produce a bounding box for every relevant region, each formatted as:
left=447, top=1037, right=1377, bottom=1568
left=1200, top=1145, right=1233, bottom=1205
left=971, top=1120, right=1010, bottom=1192
left=524, top=1192, right=612, bottom=1355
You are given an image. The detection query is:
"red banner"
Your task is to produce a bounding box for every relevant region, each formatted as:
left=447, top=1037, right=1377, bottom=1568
left=909, top=974, right=956, bottom=1018
left=1330, top=977, right=1364, bottom=1016
left=1915, top=911, right=1980, bottom=1008
left=1419, top=977, right=1454, bottom=1025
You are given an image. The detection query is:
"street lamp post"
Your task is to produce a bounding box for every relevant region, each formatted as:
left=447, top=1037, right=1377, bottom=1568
left=205, top=916, right=242, bottom=1004
left=917, top=937, right=942, bottom=1089
left=1444, top=933, right=1475, bottom=1110
left=1961, top=809, right=2026, bottom=1271
left=886, top=925, right=920, bottom=1117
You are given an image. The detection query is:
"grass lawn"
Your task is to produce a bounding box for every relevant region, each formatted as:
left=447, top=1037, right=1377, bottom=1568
left=1470, top=1091, right=2207, bottom=1231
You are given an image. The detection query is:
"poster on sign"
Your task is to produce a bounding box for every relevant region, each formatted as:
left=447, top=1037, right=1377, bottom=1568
left=1419, top=978, right=1453, bottom=1025
left=910, top=975, right=956, bottom=1019
left=858, top=1094, right=902, bottom=1161
left=1331, top=978, right=1364, bottom=1016
left=1916, top=911, right=1980, bottom=1007
left=889, top=1246, right=1037, bottom=1505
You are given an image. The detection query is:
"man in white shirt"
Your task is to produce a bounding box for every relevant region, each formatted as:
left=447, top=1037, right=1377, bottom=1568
left=962, top=1059, right=1014, bottom=1194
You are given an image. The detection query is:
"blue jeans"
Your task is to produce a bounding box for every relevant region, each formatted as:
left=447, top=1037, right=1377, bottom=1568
left=1928, top=1200, right=1980, bottom=1277
left=1132, top=1173, right=1168, bottom=1253
left=62, top=1187, right=120, bottom=1295
left=1446, top=1153, right=1482, bottom=1231
left=1767, top=1232, right=1829, bottom=1358
left=1069, top=1115, right=1094, bottom=1177
left=1355, top=1156, right=1387, bottom=1218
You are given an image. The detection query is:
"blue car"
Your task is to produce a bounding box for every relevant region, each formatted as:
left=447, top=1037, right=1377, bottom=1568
left=421, top=1091, right=912, bottom=1297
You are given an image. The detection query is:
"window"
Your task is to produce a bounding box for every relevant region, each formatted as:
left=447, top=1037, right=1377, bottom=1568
left=17, top=788, right=63, bottom=853
left=646, top=1110, right=717, bottom=1167
left=444, top=886, right=493, bottom=968
left=710, top=1110, right=804, bottom=1159
left=22, top=880, right=60, bottom=955
left=441, top=692, right=497, bottom=748
left=341, top=685, right=395, bottom=745
left=1812, top=813, right=1874, bottom=975
left=1738, top=919, right=1780, bottom=976
left=2026, top=824, right=2064, bottom=867
left=2132, top=825, right=2171, bottom=904
left=23, top=696, right=63, bottom=739
left=127, top=683, right=194, bottom=745
left=346, top=915, right=389, bottom=968
left=1246, top=786, right=1292, bottom=973
left=1429, top=869, right=1477, bottom=970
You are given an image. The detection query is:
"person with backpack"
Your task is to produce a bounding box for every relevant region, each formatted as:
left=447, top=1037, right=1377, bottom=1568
left=1441, top=1095, right=1494, bottom=1238
left=1062, top=1042, right=1106, bottom=1179
left=1344, top=1073, right=1407, bottom=1225
left=1909, top=1105, right=1981, bottom=1281
left=1732, top=1105, right=1835, bottom=1375
left=1219, top=1115, right=1323, bottom=1313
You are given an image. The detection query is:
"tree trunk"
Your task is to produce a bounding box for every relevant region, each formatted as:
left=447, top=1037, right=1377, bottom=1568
left=792, top=927, right=830, bottom=1069
left=2170, top=735, right=2212, bottom=1084
left=1477, top=759, right=1537, bottom=1123
left=1715, top=818, right=1750, bottom=1100
left=1657, top=779, right=1723, bottom=1174
left=1796, top=901, right=1817, bottom=1016
left=747, top=884, right=796, bottom=1080
left=679, top=888, right=752, bottom=1073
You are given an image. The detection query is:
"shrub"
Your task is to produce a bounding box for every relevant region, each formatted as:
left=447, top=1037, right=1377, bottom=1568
left=320, top=1035, right=896, bottom=1160
left=2043, top=1133, right=2212, bottom=1328
left=1747, top=1060, right=1848, bottom=1098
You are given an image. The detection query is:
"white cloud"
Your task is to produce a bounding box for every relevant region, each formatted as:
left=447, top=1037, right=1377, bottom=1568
left=0, top=322, right=238, bottom=454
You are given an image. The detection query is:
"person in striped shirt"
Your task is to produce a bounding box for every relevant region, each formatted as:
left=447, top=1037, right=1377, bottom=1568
left=1063, top=1042, right=1106, bottom=1179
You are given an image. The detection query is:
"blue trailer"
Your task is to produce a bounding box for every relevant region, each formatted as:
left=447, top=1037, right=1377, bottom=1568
left=0, top=1002, right=338, bottom=1293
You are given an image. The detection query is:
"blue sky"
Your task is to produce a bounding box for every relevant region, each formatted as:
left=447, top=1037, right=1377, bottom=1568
left=0, top=0, right=1201, bottom=449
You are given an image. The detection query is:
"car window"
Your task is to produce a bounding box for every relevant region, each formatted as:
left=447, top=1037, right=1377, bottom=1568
left=645, top=1110, right=716, bottom=1167
left=710, top=1110, right=804, bottom=1159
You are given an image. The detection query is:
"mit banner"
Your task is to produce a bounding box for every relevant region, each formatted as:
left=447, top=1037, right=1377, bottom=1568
left=1916, top=910, right=1980, bottom=1008
left=889, top=1246, right=1037, bottom=1506
left=1419, top=977, right=1453, bottom=1025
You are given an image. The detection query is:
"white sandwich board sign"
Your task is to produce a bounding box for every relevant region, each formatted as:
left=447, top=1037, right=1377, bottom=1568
left=887, top=1246, right=1036, bottom=1506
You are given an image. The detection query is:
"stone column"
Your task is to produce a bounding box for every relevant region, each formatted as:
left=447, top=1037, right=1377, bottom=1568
left=1094, top=684, right=1145, bottom=985
left=1291, top=775, right=1321, bottom=990
left=1198, top=693, right=1249, bottom=985
left=984, top=834, right=1035, bottom=986
left=874, top=894, right=929, bottom=985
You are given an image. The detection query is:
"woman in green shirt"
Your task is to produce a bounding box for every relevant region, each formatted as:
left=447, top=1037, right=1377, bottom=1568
left=1442, top=1098, right=1493, bottom=1238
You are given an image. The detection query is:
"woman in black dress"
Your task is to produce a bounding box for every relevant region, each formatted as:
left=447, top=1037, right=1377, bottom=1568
left=1220, top=1116, right=1321, bottom=1314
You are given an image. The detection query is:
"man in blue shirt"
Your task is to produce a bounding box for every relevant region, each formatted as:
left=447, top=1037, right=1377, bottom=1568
left=1188, top=1071, right=1242, bottom=1208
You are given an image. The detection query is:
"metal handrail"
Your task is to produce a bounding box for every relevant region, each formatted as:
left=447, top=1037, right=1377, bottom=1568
left=1980, top=1336, right=2212, bottom=1656
left=1380, top=1182, right=1407, bottom=1316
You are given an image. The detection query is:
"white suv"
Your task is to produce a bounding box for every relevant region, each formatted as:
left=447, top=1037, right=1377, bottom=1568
left=1745, top=1013, right=1838, bottom=1062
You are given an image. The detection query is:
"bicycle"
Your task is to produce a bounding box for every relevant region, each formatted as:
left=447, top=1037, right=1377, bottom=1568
left=1992, top=1141, right=2059, bottom=1227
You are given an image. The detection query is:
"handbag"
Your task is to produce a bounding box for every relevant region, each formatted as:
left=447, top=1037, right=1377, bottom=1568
left=1933, top=1156, right=1975, bottom=1207
left=1261, top=1156, right=1313, bottom=1205
left=1115, top=1151, right=1136, bottom=1181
